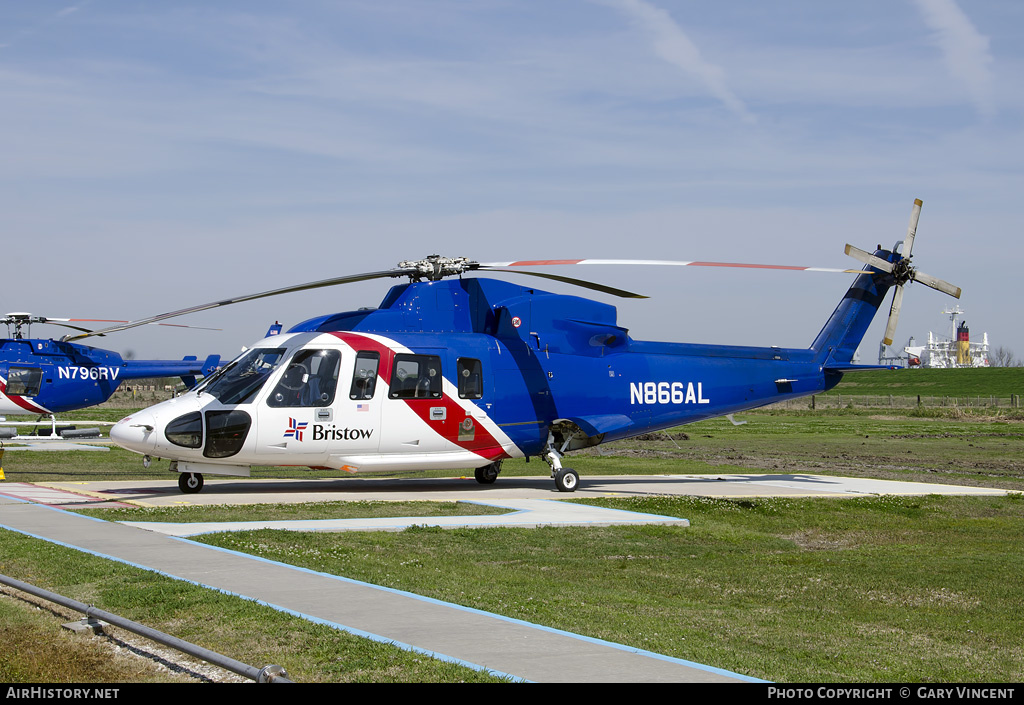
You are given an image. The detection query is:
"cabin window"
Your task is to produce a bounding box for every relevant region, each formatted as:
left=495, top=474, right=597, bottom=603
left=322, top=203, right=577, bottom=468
left=202, top=348, right=285, bottom=404
left=165, top=411, right=202, bottom=448
left=349, top=351, right=380, bottom=400
left=204, top=410, right=252, bottom=458
left=6, top=367, right=42, bottom=396
left=389, top=354, right=442, bottom=399
left=267, top=349, right=341, bottom=408
left=457, top=358, right=483, bottom=399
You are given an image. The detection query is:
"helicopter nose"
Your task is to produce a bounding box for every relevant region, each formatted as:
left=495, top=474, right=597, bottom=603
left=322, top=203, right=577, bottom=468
left=110, top=411, right=159, bottom=454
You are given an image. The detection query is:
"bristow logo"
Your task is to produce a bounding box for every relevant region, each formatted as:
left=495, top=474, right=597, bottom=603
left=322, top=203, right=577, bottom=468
left=283, top=418, right=373, bottom=442
left=284, top=417, right=308, bottom=441
left=312, top=425, right=373, bottom=441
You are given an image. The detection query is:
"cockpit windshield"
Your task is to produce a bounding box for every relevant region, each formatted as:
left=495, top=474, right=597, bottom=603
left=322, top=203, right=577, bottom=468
left=199, top=348, right=285, bottom=404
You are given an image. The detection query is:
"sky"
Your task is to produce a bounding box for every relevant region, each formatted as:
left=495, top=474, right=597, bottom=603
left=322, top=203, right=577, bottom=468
left=2, top=1, right=1021, bottom=364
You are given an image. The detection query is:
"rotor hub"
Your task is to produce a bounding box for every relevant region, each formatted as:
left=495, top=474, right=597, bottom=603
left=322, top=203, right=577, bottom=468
left=396, top=255, right=478, bottom=281
left=3, top=312, right=40, bottom=339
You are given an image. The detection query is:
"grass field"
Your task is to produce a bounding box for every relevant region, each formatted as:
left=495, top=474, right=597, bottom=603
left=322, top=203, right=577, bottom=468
left=822, top=367, right=1024, bottom=399
left=2, top=384, right=1023, bottom=682
left=192, top=493, right=1024, bottom=683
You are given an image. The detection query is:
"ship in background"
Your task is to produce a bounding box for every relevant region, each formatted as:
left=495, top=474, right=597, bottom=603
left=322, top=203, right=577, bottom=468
left=877, top=306, right=990, bottom=368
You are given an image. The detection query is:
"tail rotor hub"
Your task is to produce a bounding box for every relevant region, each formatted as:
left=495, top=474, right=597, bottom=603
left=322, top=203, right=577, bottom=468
left=891, top=257, right=914, bottom=285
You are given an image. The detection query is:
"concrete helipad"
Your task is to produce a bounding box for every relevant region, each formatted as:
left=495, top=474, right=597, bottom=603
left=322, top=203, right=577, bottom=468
left=32, top=471, right=1013, bottom=512
left=115, top=497, right=691, bottom=537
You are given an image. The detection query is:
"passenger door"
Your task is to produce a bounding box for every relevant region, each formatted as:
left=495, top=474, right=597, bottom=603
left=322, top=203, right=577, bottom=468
left=379, top=349, right=449, bottom=455
left=257, top=347, right=342, bottom=459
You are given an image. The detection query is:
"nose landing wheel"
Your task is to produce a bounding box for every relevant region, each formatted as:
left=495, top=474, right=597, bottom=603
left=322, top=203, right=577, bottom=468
left=178, top=472, right=204, bottom=494
left=474, top=460, right=502, bottom=485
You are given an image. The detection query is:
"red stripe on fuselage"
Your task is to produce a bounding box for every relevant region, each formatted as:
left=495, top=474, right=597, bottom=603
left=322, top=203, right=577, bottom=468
left=0, top=379, right=50, bottom=414
left=329, top=332, right=509, bottom=463
left=402, top=397, right=506, bottom=461
left=329, top=332, right=394, bottom=385
left=329, top=332, right=507, bottom=462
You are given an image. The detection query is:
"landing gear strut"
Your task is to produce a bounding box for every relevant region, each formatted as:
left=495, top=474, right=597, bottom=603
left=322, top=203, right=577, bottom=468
left=543, top=436, right=579, bottom=492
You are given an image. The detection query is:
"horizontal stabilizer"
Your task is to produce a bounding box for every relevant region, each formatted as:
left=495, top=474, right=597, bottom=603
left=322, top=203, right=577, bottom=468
left=823, top=364, right=900, bottom=373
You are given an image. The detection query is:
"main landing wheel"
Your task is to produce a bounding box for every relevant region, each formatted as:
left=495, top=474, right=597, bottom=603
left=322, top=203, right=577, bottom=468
left=178, top=472, right=204, bottom=494
left=474, top=461, right=502, bottom=485
left=554, top=468, right=579, bottom=493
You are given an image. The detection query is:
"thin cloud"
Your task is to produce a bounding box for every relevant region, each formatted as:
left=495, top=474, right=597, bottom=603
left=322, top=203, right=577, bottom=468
left=911, top=0, right=995, bottom=120
left=1, top=2, right=91, bottom=49
left=598, top=0, right=755, bottom=124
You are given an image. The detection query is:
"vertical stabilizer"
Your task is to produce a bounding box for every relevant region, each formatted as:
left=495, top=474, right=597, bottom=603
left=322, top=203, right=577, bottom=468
left=811, top=250, right=895, bottom=368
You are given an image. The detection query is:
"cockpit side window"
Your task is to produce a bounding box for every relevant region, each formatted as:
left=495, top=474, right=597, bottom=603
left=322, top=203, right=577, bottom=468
left=267, top=349, right=342, bottom=408
left=203, top=348, right=285, bottom=404
left=6, top=367, right=43, bottom=396
left=389, top=354, right=442, bottom=399
left=349, top=351, right=380, bottom=400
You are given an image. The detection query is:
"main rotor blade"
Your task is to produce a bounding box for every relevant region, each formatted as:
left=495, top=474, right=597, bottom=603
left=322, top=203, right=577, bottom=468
left=912, top=270, right=962, bottom=299
left=41, top=317, right=130, bottom=324
left=843, top=245, right=894, bottom=273
left=480, top=259, right=861, bottom=274
left=42, top=322, right=100, bottom=335
left=40, top=317, right=221, bottom=336
left=476, top=266, right=647, bottom=298
left=883, top=284, right=905, bottom=347
left=476, top=257, right=867, bottom=299
left=902, top=198, right=922, bottom=259
left=61, top=268, right=411, bottom=342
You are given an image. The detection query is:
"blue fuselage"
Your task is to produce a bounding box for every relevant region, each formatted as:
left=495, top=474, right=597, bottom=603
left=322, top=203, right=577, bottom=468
left=286, top=265, right=892, bottom=457
left=0, top=338, right=220, bottom=415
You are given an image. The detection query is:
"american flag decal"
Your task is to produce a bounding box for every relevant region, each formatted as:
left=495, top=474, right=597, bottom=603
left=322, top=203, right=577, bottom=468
left=284, top=417, right=308, bottom=441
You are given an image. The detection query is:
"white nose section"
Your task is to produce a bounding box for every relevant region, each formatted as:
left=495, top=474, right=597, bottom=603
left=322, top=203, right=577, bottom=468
left=110, top=411, right=159, bottom=454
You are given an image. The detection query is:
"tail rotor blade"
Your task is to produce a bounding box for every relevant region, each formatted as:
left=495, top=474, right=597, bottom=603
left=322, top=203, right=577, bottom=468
left=844, top=244, right=894, bottom=273
left=902, top=198, right=922, bottom=259
left=883, top=285, right=905, bottom=346
left=912, top=270, right=962, bottom=299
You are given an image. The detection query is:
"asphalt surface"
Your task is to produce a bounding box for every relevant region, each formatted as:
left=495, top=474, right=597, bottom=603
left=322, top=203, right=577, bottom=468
left=0, top=473, right=1011, bottom=683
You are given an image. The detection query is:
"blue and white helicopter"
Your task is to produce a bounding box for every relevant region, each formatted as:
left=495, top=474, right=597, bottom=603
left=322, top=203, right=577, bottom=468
left=102, top=199, right=959, bottom=494
left=0, top=313, right=221, bottom=437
